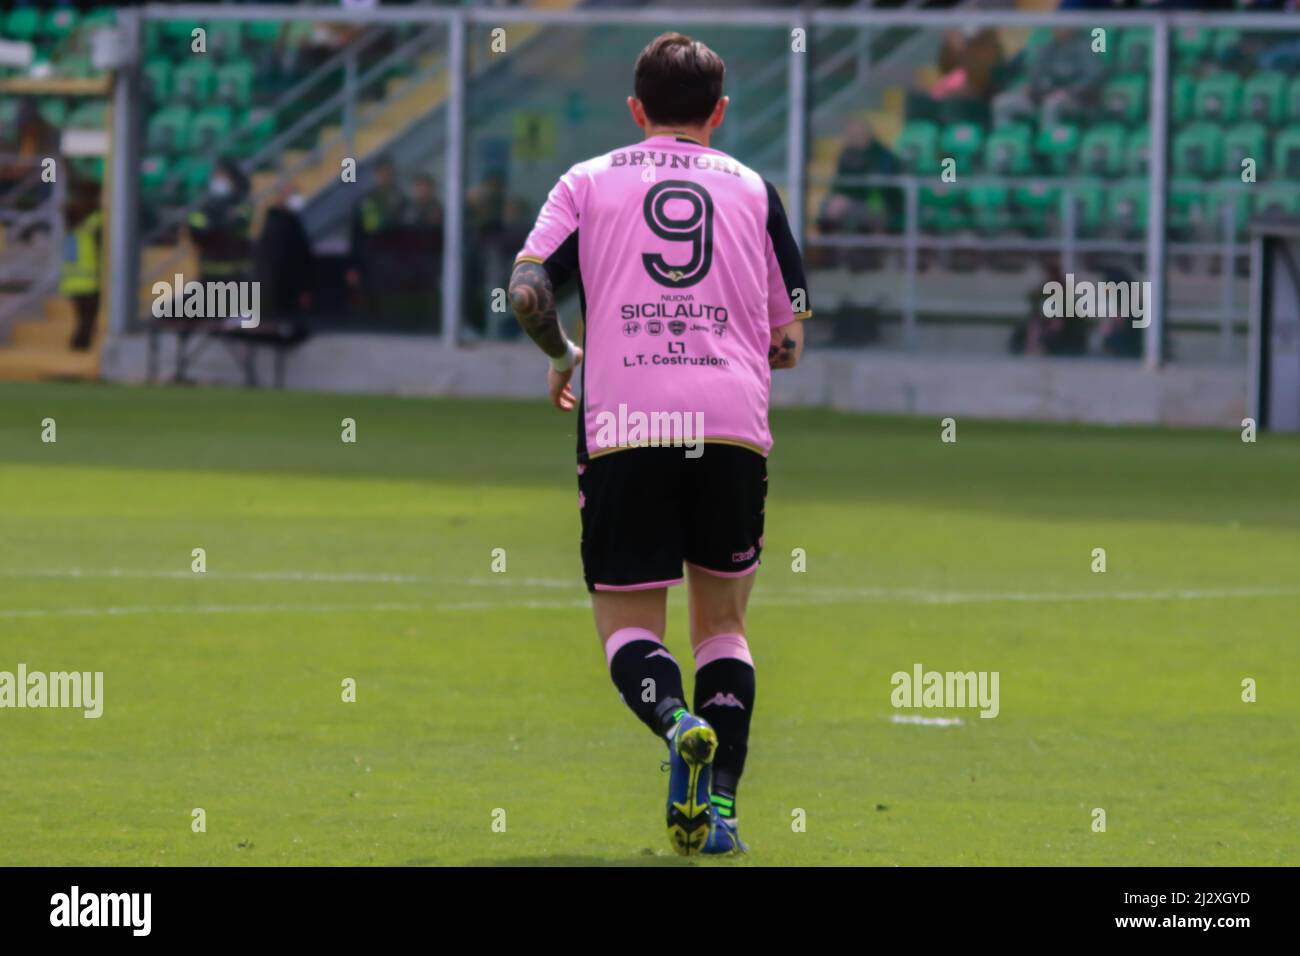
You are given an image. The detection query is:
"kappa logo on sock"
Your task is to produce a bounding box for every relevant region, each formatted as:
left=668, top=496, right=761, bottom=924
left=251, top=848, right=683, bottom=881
left=700, top=691, right=746, bottom=710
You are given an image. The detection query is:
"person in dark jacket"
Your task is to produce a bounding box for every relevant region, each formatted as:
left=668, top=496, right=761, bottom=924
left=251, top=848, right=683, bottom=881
left=187, top=158, right=253, bottom=285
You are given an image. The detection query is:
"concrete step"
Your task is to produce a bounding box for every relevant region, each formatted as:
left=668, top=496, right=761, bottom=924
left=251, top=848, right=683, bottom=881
left=11, top=312, right=77, bottom=348
left=0, top=345, right=99, bottom=381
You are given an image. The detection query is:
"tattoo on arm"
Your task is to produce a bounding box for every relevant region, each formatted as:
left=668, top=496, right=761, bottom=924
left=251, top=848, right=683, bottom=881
left=508, top=262, right=569, bottom=359
left=769, top=334, right=797, bottom=367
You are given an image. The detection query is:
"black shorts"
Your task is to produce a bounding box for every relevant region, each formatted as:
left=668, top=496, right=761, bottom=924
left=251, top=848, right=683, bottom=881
left=578, top=444, right=767, bottom=592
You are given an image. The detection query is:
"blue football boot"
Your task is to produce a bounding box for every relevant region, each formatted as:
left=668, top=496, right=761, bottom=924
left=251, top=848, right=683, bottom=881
left=664, top=713, right=718, bottom=856
left=700, top=803, right=748, bottom=855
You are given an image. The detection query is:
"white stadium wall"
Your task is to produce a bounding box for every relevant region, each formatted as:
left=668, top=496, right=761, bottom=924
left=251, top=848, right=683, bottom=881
left=99, top=333, right=1246, bottom=428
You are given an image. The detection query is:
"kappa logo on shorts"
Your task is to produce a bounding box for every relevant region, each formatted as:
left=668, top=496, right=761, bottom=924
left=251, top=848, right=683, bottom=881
left=731, top=546, right=756, bottom=564
left=700, top=691, right=746, bottom=710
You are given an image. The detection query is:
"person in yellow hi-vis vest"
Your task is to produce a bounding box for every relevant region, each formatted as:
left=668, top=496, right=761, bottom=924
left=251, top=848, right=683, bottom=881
left=59, top=184, right=103, bottom=351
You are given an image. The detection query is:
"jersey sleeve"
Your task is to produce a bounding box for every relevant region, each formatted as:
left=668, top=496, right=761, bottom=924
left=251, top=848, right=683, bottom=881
left=763, top=179, right=812, bottom=328
left=516, top=170, right=581, bottom=289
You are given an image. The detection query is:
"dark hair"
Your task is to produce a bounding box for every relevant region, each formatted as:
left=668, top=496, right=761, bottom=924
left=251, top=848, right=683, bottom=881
left=633, top=32, right=725, bottom=127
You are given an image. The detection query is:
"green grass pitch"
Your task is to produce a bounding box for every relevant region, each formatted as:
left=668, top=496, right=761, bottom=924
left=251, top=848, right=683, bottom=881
left=1, top=381, right=1297, bottom=866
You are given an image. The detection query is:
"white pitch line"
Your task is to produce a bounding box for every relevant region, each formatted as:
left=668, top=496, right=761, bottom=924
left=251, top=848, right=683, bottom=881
left=0, top=568, right=578, bottom=588
left=0, top=569, right=1297, bottom=623
left=777, top=584, right=1300, bottom=605
left=890, top=714, right=965, bottom=727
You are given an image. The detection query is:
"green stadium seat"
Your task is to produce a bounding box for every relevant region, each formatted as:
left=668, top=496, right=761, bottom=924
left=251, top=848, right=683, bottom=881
left=71, top=156, right=104, bottom=183
left=232, top=109, right=277, bottom=159
left=59, top=55, right=94, bottom=79
left=214, top=62, right=254, bottom=106
left=1173, top=74, right=1196, bottom=125
left=1124, top=129, right=1150, bottom=176
left=1194, top=72, right=1241, bottom=124
left=1079, top=124, right=1126, bottom=177
left=1289, top=77, right=1300, bottom=122
left=81, top=7, right=116, bottom=31
left=1212, top=30, right=1244, bottom=66
left=1117, top=30, right=1151, bottom=74
left=207, top=23, right=244, bottom=58
left=983, top=124, right=1032, bottom=176
left=1103, top=75, right=1147, bottom=125
left=1242, top=72, right=1286, bottom=125
left=967, top=185, right=1010, bottom=235
left=173, top=60, right=216, bottom=102
left=1252, top=186, right=1300, bottom=218
left=179, top=157, right=214, bottom=202
left=66, top=101, right=106, bottom=130
left=245, top=21, right=283, bottom=47
left=44, top=7, right=80, bottom=42
left=1069, top=185, right=1106, bottom=238
left=0, top=98, right=19, bottom=142
left=1173, top=123, right=1222, bottom=179
left=1108, top=186, right=1148, bottom=236
left=146, top=105, right=192, bottom=154
left=1012, top=182, right=1060, bottom=236
left=1275, top=128, right=1300, bottom=180
left=3, top=8, right=42, bottom=41
left=162, top=19, right=203, bottom=46
left=895, top=121, right=939, bottom=173
left=1035, top=122, right=1080, bottom=174
left=37, top=97, right=68, bottom=128
left=139, top=155, right=171, bottom=197
left=919, top=185, right=966, bottom=234
left=939, top=122, right=983, bottom=173
left=1168, top=189, right=1205, bottom=236
left=1222, top=123, right=1267, bottom=178
left=142, top=59, right=172, bottom=101
left=191, top=107, right=234, bottom=151
left=1173, top=27, right=1211, bottom=64
left=1204, top=191, right=1250, bottom=239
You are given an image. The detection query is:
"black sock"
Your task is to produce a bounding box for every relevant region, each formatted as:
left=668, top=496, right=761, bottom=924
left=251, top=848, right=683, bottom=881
left=694, top=657, right=756, bottom=818
left=608, top=638, right=688, bottom=738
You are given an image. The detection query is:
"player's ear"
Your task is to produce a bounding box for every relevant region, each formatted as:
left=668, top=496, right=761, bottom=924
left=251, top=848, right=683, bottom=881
left=628, top=97, right=647, bottom=130
left=710, top=96, right=729, bottom=129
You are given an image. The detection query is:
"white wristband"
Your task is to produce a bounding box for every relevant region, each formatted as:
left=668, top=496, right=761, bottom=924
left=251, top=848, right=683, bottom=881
left=548, top=339, right=578, bottom=372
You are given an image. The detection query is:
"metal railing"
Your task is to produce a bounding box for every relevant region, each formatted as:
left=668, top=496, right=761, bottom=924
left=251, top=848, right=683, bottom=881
left=0, top=157, right=66, bottom=341
left=97, top=4, right=1300, bottom=371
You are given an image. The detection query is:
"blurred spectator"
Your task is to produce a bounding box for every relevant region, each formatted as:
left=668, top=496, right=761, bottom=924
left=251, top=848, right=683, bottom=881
left=59, top=180, right=103, bottom=352
left=0, top=100, right=60, bottom=196
left=465, top=172, right=508, bottom=335
left=1098, top=268, right=1144, bottom=359
left=994, top=28, right=1107, bottom=129
left=255, top=181, right=316, bottom=329
left=347, top=157, right=406, bottom=311
left=817, top=120, right=902, bottom=237
left=931, top=27, right=1006, bottom=124
left=1010, top=259, right=1088, bottom=357
left=406, top=172, right=444, bottom=229
left=466, top=172, right=507, bottom=239
left=187, top=159, right=253, bottom=286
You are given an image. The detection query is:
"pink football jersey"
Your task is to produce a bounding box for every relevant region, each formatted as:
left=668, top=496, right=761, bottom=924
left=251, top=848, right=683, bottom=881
left=516, top=133, right=810, bottom=461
